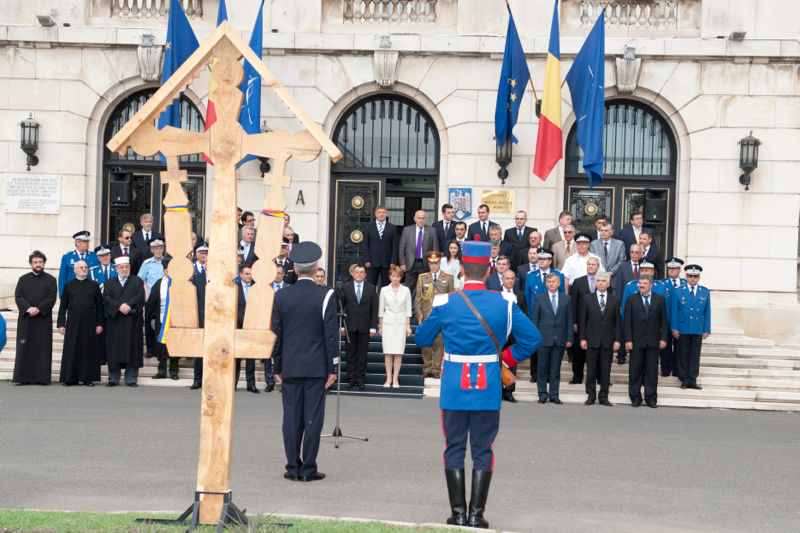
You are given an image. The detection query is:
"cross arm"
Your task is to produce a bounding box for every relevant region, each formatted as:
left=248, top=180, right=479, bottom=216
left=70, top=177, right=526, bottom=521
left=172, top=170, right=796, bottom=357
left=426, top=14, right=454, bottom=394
left=166, top=328, right=275, bottom=359
left=109, top=124, right=208, bottom=159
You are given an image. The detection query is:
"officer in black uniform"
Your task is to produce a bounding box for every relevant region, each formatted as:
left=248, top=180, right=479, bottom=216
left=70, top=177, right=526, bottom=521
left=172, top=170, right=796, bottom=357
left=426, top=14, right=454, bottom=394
left=272, top=241, right=339, bottom=482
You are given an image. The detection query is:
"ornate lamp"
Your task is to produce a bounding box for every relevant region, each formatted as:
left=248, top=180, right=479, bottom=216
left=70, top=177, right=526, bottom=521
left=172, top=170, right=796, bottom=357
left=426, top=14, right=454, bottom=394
left=20, top=114, right=40, bottom=171
left=738, top=130, right=760, bottom=191
left=496, top=136, right=512, bottom=185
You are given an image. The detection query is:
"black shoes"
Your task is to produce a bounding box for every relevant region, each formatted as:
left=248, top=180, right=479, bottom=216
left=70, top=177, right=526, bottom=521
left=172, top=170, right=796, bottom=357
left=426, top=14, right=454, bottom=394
left=126, top=383, right=138, bottom=388
left=646, top=400, right=658, bottom=409
left=169, top=373, right=179, bottom=381
left=502, top=391, right=517, bottom=403
left=152, top=371, right=167, bottom=379
left=246, top=383, right=260, bottom=394
left=537, top=397, right=547, bottom=404
left=568, top=378, right=580, bottom=385
left=445, top=469, right=467, bottom=526
left=599, top=398, right=613, bottom=406
left=551, top=398, right=563, bottom=405
left=106, top=382, right=118, bottom=387
left=631, top=398, right=642, bottom=407
left=689, top=383, right=703, bottom=390
left=190, top=381, right=202, bottom=390
left=283, top=472, right=299, bottom=481
left=681, top=383, right=688, bottom=389
left=467, top=470, right=492, bottom=529
left=83, top=382, right=95, bottom=387
left=300, top=472, right=326, bottom=482
left=265, top=383, right=275, bottom=393
left=584, top=397, right=596, bottom=406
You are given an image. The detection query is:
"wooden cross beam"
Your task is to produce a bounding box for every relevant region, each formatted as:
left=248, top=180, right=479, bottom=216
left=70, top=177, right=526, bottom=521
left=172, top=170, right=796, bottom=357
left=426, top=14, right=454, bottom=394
left=105, top=24, right=341, bottom=526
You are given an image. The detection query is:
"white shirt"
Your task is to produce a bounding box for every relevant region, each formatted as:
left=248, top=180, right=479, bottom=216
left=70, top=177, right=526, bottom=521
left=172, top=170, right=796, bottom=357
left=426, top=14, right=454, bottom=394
left=441, top=257, right=463, bottom=289
left=562, top=252, right=605, bottom=284
left=596, top=291, right=608, bottom=306
left=240, top=240, right=252, bottom=257
left=500, top=288, right=517, bottom=305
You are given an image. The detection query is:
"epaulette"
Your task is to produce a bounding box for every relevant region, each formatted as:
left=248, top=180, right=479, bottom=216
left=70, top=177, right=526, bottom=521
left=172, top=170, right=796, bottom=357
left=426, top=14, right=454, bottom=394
left=433, top=293, right=449, bottom=307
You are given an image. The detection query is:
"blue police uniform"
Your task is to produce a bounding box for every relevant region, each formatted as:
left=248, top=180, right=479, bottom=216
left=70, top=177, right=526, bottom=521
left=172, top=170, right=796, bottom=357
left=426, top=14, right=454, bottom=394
left=138, top=256, right=166, bottom=293
left=620, top=278, right=668, bottom=318
left=670, top=282, right=711, bottom=387
left=58, top=251, right=100, bottom=297
left=92, top=262, right=117, bottom=287
left=0, top=312, right=6, bottom=353
left=524, top=267, right=565, bottom=321
left=660, top=276, right=687, bottom=376
left=416, top=241, right=541, bottom=529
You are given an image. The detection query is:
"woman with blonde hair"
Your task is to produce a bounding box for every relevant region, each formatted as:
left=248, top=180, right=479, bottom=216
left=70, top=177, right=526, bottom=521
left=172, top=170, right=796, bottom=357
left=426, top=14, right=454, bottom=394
left=378, top=266, right=412, bottom=388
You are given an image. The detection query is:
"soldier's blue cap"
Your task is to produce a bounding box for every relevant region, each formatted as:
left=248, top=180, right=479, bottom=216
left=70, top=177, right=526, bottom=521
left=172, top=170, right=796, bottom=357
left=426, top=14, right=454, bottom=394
left=73, top=230, right=90, bottom=241
left=289, top=241, right=322, bottom=264
left=685, top=264, right=703, bottom=275
left=462, top=241, right=491, bottom=265
left=666, top=257, right=684, bottom=268
left=94, top=245, right=110, bottom=256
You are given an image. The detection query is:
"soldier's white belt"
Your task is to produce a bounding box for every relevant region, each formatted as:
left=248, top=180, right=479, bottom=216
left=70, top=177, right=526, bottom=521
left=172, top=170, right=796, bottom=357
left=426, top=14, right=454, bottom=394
left=444, top=353, right=496, bottom=363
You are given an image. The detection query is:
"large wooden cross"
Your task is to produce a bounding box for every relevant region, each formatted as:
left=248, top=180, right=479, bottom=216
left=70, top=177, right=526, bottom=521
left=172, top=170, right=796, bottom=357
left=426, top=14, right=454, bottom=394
left=107, top=23, right=341, bottom=526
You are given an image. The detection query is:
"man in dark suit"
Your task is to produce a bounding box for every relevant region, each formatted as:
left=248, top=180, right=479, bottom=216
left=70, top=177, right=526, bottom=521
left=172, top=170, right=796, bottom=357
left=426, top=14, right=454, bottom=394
left=515, top=247, right=540, bottom=292
left=512, top=230, right=542, bottom=273
left=532, top=273, right=573, bottom=404
left=499, top=270, right=526, bottom=403
left=239, top=226, right=257, bottom=268
left=274, top=244, right=297, bottom=284
left=579, top=272, right=620, bottom=406
left=467, top=204, right=499, bottom=242
left=617, top=211, right=645, bottom=259
left=542, top=211, right=573, bottom=251
left=623, top=276, right=668, bottom=408
left=639, top=231, right=664, bottom=278
left=110, top=227, right=143, bottom=275
left=485, top=256, right=518, bottom=292
left=189, top=244, right=208, bottom=390
left=568, top=256, right=602, bottom=385
left=433, top=203, right=457, bottom=253
left=398, top=210, right=439, bottom=292
left=272, top=242, right=339, bottom=482
left=132, top=213, right=163, bottom=260
left=339, top=264, right=377, bottom=390
left=234, top=265, right=260, bottom=394
left=503, top=210, right=536, bottom=269
left=613, top=244, right=643, bottom=298
left=361, top=205, right=398, bottom=288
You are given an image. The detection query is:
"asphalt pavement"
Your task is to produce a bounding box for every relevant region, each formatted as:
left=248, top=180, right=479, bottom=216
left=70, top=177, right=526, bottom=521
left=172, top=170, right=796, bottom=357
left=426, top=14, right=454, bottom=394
left=0, top=382, right=798, bottom=532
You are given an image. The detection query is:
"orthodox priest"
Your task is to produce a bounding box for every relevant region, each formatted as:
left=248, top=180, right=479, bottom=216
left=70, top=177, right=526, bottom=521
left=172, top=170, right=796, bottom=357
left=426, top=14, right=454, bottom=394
left=13, top=250, right=58, bottom=385
left=103, top=256, right=145, bottom=387
left=57, top=260, right=104, bottom=386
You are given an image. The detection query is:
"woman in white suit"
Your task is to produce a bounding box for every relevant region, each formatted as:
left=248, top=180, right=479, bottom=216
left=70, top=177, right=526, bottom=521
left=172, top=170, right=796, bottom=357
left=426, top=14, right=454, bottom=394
left=379, top=266, right=412, bottom=388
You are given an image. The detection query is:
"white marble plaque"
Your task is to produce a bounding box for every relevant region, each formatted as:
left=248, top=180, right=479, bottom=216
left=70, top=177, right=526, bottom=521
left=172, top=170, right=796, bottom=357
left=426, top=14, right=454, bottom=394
left=4, top=174, right=61, bottom=214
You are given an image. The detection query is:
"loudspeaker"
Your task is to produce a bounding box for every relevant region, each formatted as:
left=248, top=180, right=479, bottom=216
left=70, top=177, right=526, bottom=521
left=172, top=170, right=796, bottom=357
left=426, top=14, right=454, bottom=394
left=643, top=190, right=667, bottom=224
left=109, top=170, right=132, bottom=207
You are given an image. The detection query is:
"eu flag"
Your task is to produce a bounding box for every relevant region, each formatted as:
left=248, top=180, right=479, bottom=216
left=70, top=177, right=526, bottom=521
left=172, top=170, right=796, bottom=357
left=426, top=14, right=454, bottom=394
left=494, top=5, right=531, bottom=146
left=238, top=0, right=265, bottom=166
left=157, top=0, right=199, bottom=130
left=216, top=0, right=228, bottom=25
left=565, top=9, right=606, bottom=186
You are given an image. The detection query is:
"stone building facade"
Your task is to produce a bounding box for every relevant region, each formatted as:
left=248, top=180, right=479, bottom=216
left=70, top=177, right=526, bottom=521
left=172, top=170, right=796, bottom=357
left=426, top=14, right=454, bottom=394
left=0, top=0, right=798, bottom=337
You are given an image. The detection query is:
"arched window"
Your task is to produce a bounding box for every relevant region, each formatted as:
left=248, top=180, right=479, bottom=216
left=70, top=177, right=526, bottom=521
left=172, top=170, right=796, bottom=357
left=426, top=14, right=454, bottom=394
left=104, top=89, right=206, bottom=163
left=332, top=94, right=439, bottom=172
left=566, top=100, right=675, bottom=179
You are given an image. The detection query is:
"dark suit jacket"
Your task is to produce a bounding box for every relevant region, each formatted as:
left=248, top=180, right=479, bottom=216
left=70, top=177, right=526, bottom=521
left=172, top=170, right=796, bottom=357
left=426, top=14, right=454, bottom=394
left=614, top=261, right=639, bottom=296
left=433, top=219, right=457, bottom=253
left=275, top=258, right=297, bottom=284
left=486, top=272, right=519, bottom=292
left=132, top=229, right=163, bottom=259
left=272, top=279, right=339, bottom=378
left=240, top=242, right=258, bottom=268
left=236, top=281, right=251, bottom=329
left=515, top=263, right=538, bottom=291
left=503, top=226, right=535, bottom=263
left=109, top=244, right=143, bottom=275
left=617, top=224, right=646, bottom=258
left=533, top=291, right=573, bottom=347
left=580, top=292, right=621, bottom=349
left=623, top=293, right=668, bottom=348
left=191, top=266, right=207, bottom=327
left=569, top=275, right=594, bottom=327
left=340, top=280, right=378, bottom=333
left=513, top=247, right=540, bottom=273
left=642, top=244, right=664, bottom=278
left=361, top=220, right=398, bottom=268
left=467, top=220, right=499, bottom=242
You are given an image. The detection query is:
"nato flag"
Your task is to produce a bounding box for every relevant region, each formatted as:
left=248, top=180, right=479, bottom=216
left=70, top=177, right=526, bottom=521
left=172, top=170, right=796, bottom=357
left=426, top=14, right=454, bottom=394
left=565, top=9, right=606, bottom=186
left=494, top=6, right=530, bottom=146
left=157, top=0, right=199, bottom=130
left=238, top=0, right=265, bottom=166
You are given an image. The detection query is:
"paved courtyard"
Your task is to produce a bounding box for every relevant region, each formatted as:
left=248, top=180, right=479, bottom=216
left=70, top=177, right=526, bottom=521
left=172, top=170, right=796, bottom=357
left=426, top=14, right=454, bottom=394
left=0, top=382, right=798, bottom=532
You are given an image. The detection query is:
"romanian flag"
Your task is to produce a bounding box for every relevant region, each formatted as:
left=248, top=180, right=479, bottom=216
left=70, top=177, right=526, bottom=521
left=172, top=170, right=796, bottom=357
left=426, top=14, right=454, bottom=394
left=532, top=0, right=563, bottom=180
left=202, top=0, right=229, bottom=164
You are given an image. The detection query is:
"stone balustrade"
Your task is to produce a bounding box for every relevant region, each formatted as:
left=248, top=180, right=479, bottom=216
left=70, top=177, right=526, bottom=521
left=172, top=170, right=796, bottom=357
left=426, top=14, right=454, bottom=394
left=578, top=0, right=678, bottom=29
left=106, top=0, right=203, bottom=20
left=343, top=0, right=437, bottom=24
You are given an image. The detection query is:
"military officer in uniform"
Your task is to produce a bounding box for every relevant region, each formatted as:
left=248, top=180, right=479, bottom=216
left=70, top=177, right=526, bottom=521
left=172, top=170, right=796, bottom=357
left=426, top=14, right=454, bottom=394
left=671, top=264, right=711, bottom=389
left=416, top=241, right=540, bottom=529
left=662, top=257, right=687, bottom=377
left=620, top=261, right=668, bottom=318
left=92, top=246, right=116, bottom=288
left=272, top=242, right=339, bottom=483
left=58, top=231, right=100, bottom=297
left=415, top=251, right=454, bottom=378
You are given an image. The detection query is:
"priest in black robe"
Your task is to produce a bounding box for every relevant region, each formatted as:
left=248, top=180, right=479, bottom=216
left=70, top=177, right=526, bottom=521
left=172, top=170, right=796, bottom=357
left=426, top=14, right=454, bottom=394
left=13, top=250, right=57, bottom=385
left=57, top=260, right=104, bottom=386
left=103, top=256, right=145, bottom=387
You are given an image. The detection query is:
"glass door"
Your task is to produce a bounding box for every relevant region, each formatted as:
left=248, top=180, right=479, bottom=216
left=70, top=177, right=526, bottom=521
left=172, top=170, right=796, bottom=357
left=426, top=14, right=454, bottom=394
left=105, top=171, right=155, bottom=241
left=331, top=178, right=383, bottom=284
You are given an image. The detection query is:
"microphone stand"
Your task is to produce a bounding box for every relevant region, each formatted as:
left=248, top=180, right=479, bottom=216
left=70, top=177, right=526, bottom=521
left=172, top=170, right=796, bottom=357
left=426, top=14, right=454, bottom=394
left=322, top=285, right=368, bottom=449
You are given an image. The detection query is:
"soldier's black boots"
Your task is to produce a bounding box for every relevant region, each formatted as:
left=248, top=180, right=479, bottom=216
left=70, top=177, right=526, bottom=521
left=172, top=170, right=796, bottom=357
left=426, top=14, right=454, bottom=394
left=467, top=469, right=492, bottom=529
left=445, top=468, right=467, bottom=526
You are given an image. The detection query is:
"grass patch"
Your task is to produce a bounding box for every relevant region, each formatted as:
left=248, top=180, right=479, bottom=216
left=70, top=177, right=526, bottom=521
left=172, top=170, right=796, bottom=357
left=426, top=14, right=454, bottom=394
left=0, top=510, right=443, bottom=533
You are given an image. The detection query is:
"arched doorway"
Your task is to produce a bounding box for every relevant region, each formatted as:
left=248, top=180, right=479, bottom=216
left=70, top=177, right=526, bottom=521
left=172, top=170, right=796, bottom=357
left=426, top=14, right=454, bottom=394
left=101, top=88, right=207, bottom=243
left=565, top=99, right=677, bottom=256
left=329, top=94, right=440, bottom=284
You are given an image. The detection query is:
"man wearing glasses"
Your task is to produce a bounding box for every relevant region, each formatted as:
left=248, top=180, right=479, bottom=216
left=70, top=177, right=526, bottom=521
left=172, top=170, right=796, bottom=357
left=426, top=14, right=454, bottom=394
left=502, top=210, right=536, bottom=271
left=552, top=225, right=577, bottom=271
left=110, top=228, right=143, bottom=275
left=670, top=264, right=711, bottom=390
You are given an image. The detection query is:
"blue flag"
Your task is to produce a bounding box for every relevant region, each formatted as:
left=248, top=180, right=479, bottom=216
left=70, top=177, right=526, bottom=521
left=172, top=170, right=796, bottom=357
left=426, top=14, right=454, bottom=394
left=494, top=6, right=530, bottom=146
left=565, top=9, right=606, bottom=186
left=157, top=0, right=199, bottom=131
left=238, top=0, right=265, bottom=166
left=216, top=0, right=228, bottom=25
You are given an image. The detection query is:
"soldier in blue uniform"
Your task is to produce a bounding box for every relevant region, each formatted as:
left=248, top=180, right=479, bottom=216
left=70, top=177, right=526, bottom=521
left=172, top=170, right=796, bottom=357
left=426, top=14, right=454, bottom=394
left=58, top=231, right=100, bottom=297
left=661, top=257, right=687, bottom=377
left=91, top=246, right=116, bottom=288
left=272, top=242, right=339, bottom=483
left=523, top=249, right=563, bottom=384
left=417, top=241, right=540, bottom=529
left=619, top=262, right=668, bottom=318
left=671, top=264, right=711, bottom=389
